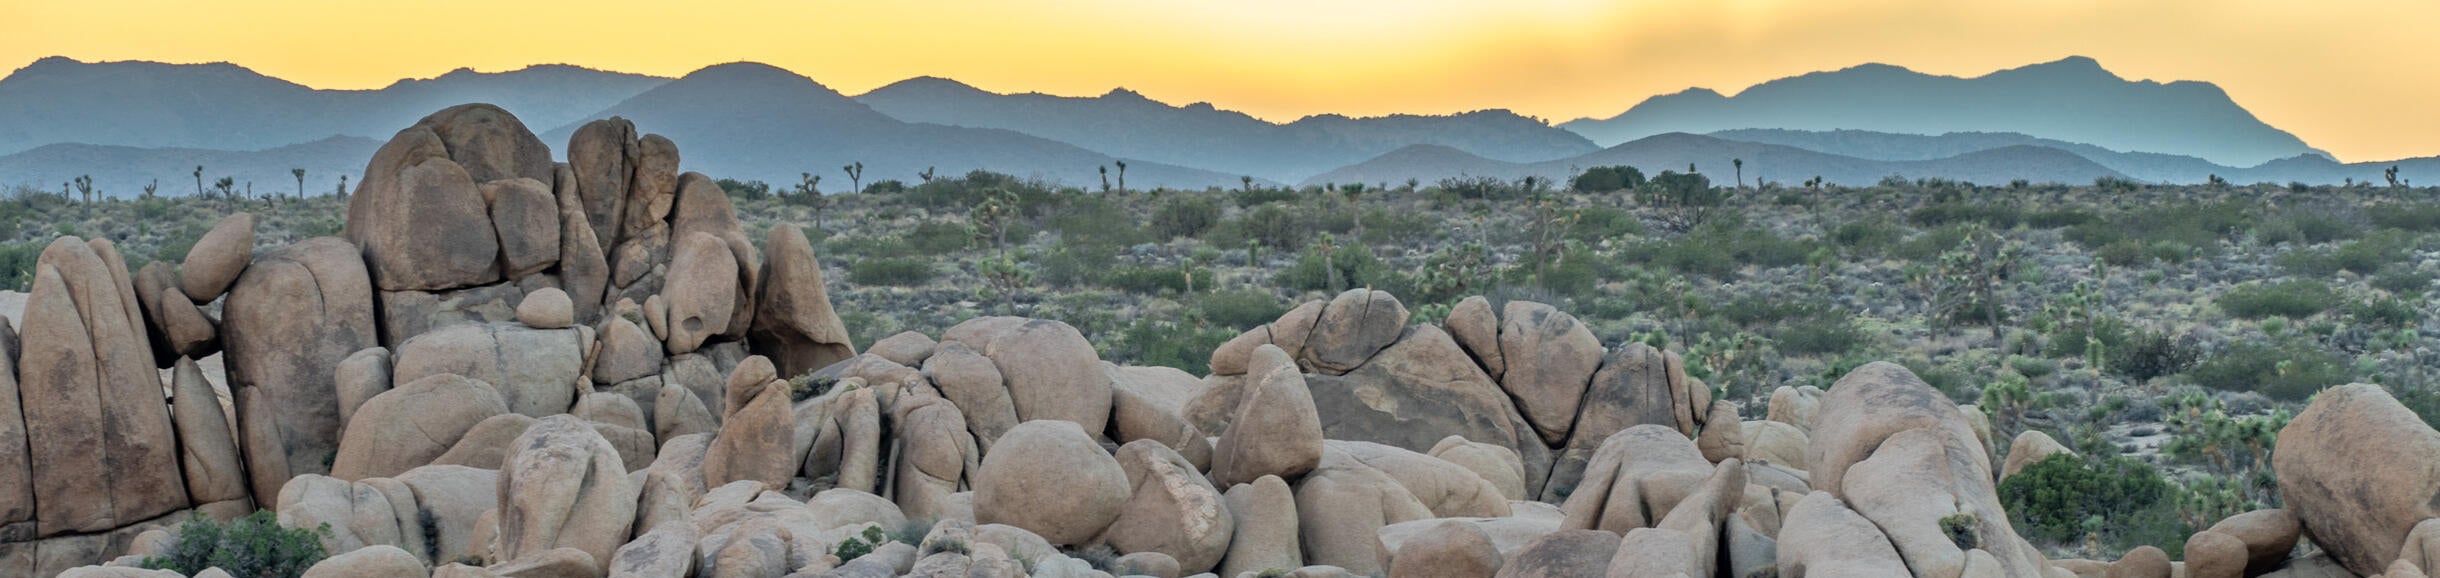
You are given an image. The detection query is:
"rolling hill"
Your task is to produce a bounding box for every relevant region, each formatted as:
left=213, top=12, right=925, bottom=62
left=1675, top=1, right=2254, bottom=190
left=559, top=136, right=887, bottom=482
left=1304, top=133, right=2130, bottom=188
left=855, top=77, right=1599, bottom=183
left=1709, top=129, right=2440, bottom=186
left=537, top=63, right=1245, bottom=191
left=0, top=136, right=380, bottom=199
left=1562, top=57, right=2324, bottom=168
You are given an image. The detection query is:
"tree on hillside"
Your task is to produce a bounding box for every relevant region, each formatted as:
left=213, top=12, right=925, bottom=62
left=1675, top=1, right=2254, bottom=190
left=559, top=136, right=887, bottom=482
left=293, top=168, right=306, bottom=199
left=1099, top=165, right=1111, bottom=193
left=142, top=179, right=157, bottom=200
left=193, top=166, right=205, bottom=198
left=336, top=175, right=349, bottom=200
left=1115, top=161, right=1128, bottom=194
left=843, top=162, right=864, bottom=194
left=795, top=172, right=828, bottom=229
left=1733, top=158, right=1745, bottom=189
left=1342, top=183, right=1368, bottom=241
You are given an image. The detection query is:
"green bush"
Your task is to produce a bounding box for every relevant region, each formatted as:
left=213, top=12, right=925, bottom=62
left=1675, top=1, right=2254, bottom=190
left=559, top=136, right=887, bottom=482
left=0, top=241, right=45, bottom=291
left=2370, top=204, right=2440, bottom=232
left=1775, top=313, right=1870, bottom=356
left=1100, top=265, right=1212, bottom=295
left=902, top=221, right=974, bottom=255
left=1572, top=165, right=1647, bottom=193
left=2217, top=280, right=2342, bottom=319
left=2189, top=340, right=2354, bottom=401
left=1151, top=197, right=1222, bottom=239
left=1997, top=454, right=2182, bottom=552
left=2110, top=329, right=2199, bottom=382
left=2351, top=295, right=2424, bottom=328
left=1193, top=289, right=1289, bottom=329
left=2277, top=232, right=2406, bottom=276
left=848, top=258, right=937, bottom=286
left=2373, top=266, right=2434, bottom=294
left=1234, top=203, right=1310, bottom=251
left=140, top=510, right=330, bottom=578
left=1907, top=203, right=2021, bottom=229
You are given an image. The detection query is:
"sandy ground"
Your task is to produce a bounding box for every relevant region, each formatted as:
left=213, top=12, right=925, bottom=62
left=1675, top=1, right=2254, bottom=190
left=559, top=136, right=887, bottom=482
left=0, top=290, right=240, bottom=429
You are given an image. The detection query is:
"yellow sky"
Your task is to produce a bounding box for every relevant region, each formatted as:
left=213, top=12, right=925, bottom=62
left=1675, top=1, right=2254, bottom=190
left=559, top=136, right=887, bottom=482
left=2, top=0, right=2435, bottom=161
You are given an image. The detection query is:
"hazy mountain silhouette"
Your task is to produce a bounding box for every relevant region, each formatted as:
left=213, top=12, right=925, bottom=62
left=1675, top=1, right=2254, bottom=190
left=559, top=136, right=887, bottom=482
left=0, top=136, right=380, bottom=199
left=1708, top=129, right=2440, bottom=186
left=1561, top=57, right=2324, bottom=167
left=0, top=56, right=667, bottom=156
left=855, top=77, right=1598, bottom=183
left=1305, top=133, right=2130, bottom=187
left=537, top=63, right=1245, bottom=191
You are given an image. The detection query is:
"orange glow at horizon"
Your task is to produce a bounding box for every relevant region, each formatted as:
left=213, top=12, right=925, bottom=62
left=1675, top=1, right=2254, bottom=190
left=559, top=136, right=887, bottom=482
left=1, top=0, right=2435, bottom=162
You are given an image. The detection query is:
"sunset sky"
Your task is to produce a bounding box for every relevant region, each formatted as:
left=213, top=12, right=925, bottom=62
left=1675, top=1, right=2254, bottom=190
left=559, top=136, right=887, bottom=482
left=2, top=0, right=2435, bottom=162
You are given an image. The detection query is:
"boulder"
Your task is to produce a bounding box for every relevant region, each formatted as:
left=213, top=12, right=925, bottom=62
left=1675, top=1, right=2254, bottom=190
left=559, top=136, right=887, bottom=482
left=974, top=421, right=1130, bottom=545
left=749, top=225, right=857, bottom=377
left=346, top=116, right=505, bottom=292
left=302, top=545, right=428, bottom=578
left=1218, top=475, right=1301, bottom=578
left=1490, top=529, right=1617, bottom=578
left=1739, top=420, right=1810, bottom=471
left=868, top=332, right=936, bottom=367
left=136, top=266, right=219, bottom=361
left=482, top=178, right=561, bottom=278
left=943, top=317, right=1113, bottom=436
left=703, top=381, right=799, bottom=488
left=1335, top=441, right=1510, bottom=518
left=1442, top=296, right=1505, bottom=381
left=432, top=413, right=540, bottom=470
left=2273, top=384, right=2440, bottom=576
left=1293, top=445, right=1433, bottom=576
left=1493, top=301, right=1601, bottom=446
left=2106, top=546, right=2170, bottom=578
left=333, top=374, right=511, bottom=480
left=377, top=283, right=524, bottom=348
left=179, top=213, right=258, bottom=302
left=1211, top=345, right=1325, bottom=487
left=1109, top=364, right=1215, bottom=470
left=552, top=162, right=610, bottom=325
left=2206, top=509, right=2300, bottom=575
left=567, top=117, right=638, bottom=249
left=1548, top=343, right=1680, bottom=502
left=1308, top=325, right=1549, bottom=496
left=391, top=323, right=584, bottom=417
left=1694, top=401, right=1745, bottom=463
left=892, top=395, right=979, bottom=522
left=592, top=316, right=663, bottom=385
left=2184, top=531, right=2248, bottom=578
left=1767, top=386, right=1823, bottom=434
left=498, top=415, right=639, bottom=567
left=660, top=232, right=736, bottom=355
left=1384, top=521, right=1502, bottom=578
left=653, top=381, right=718, bottom=442
left=516, top=288, right=575, bottom=329
left=335, top=347, right=394, bottom=431
left=171, top=357, right=249, bottom=504
left=1428, top=436, right=1528, bottom=502
left=1102, top=440, right=1234, bottom=574
left=924, top=342, right=1020, bottom=453
left=1210, top=327, right=1269, bottom=377
left=0, top=319, right=30, bottom=534
left=1805, top=362, right=1992, bottom=507
left=608, top=522, right=696, bottom=578
left=1299, top=289, right=1408, bottom=374
left=1557, top=425, right=1710, bottom=534
left=2001, top=430, right=2074, bottom=482
left=19, top=238, right=188, bottom=536
left=393, top=465, right=501, bottom=563
left=1775, top=491, right=1909, bottom=577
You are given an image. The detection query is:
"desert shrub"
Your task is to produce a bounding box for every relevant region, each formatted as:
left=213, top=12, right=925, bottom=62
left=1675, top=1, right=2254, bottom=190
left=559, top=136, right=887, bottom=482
left=1234, top=203, right=1310, bottom=251
left=2256, top=211, right=2359, bottom=246
left=1637, top=222, right=1816, bottom=278
left=1233, top=186, right=1300, bottom=208
left=1997, top=454, right=2181, bottom=552
left=1566, top=207, right=1646, bottom=242
left=1100, top=264, right=1212, bottom=295
left=2025, top=209, right=2099, bottom=229
left=2110, top=329, right=2200, bottom=382
left=1890, top=225, right=1972, bottom=262
left=1193, top=289, right=1288, bottom=330
left=0, top=241, right=44, bottom=291
left=832, top=525, right=890, bottom=562
left=2278, top=232, right=2407, bottom=276
left=140, top=510, right=330, bottom=578
left=154, top=221, right=211, bottom=264
left=2189, top=340, right=2353, bottom=401
left=1774, top=312, right=1869, bottom=356
left=1830, top=219, right=1902, bottom=253
left=2370, top=204, right=2440, bottom=232
left=1099, top=317, right=1239, bottom=377
left=2217, top=280, right=2342, bottom=319
left=1151, top=196, right=1222, bottom=239
left=1277, top=241, right=1399, bottom=293
left=2067, top=202, right=2251, bottom=256
left=2373, top=266, right=2435, bottom=294
left=902, top=221, right=973, bottom=255
left=2349, top=295, right=2424, bottom=328
left=1048, top=196, right=1151, bottom=247
left=1907, top=202, right=2021, bottom=229
left=1572, top=165, right=1647, bottom=193
left=2095, top=239, right=2150, bottom=267
left=716, top=177, right=771, bottom=201
left=848, top=258, right=937, bottom=286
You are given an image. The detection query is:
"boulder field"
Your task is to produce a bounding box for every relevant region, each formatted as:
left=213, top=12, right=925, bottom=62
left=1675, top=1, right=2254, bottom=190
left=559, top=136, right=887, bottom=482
left=4, top=104, right=2409, bottom=578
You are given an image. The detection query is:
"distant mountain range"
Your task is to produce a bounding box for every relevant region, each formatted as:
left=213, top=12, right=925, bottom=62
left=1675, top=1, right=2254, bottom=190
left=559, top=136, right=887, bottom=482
left=0, top=56, right=666, bottom=157
left=1304, top=133, right=2130, bottom=188
left=855, top=78, right=1598, bottom=183
left=0, top=55, right=2433, bottom=196
left=1561, top=57, right=2324, bottom=168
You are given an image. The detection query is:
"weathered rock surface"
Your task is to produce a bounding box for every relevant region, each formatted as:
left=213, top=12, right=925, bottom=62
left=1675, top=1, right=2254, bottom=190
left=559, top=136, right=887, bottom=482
left=749, top=225, right=857, bottom=377
left=973, top=421, right=1129, bottom=545
left=1493, top=301, right=1601, bottom=446
left=19, top=237, right=189, bottom=536
left=2274, top=383, right=2440, bottom=576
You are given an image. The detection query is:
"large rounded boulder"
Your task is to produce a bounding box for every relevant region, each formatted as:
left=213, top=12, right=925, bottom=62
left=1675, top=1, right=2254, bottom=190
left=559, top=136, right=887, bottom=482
left=974, top=420, right=1131, bottom=545
left=2274, top=383, right=2440, bottom=576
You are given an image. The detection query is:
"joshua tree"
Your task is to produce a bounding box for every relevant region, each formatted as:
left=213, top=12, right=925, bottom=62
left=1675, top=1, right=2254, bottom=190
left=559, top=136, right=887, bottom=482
left=795, top=172, right=828, bottom=229
left=293, top=168, right=307, bottom=199
left=142, top=179, right=157, bottom=199
left=1733, top=158, right=1745, bottom=189
left=2388, top=166, right=2403, bottom=187
left=212, top=177, right=236, bottom=200
left=1099, top=166, right=1112, bottom=193
left=1240, top=176, right=1253, bottom=193
left=971, top=188, right=1019, bottom=259
left=842, top=162, right=864, bottom=194
left=919, top=167, right=936, bottom=183
left=1341, top=183, right=1368, bottom=241
left=1114, top=161, right=1128, bottom=194
left=336, top=175, right=349, bottom=200
left=72, top=175, right=94, bottom=205
left=193, top=166, right=205, bottom=197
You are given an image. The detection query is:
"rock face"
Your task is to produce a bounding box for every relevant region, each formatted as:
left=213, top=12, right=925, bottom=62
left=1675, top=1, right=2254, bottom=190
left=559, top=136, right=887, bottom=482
left=18, top=238, right=189, bottom=536
left=179, top=212, right=255, bottom=302
left=1300, top=289, right=1410, bottom=374
left=331, top=374, right=511, bottom=480
left=1212, top=345, right=1326, bottom=487
left=1493, top=301, right=1601, bottom=447
left=1308, top=325, right=1550, bottom=497
left=1103, top=441, right=1234, bottom=574
left=1549, top=342, right=1682, bottom=502
left=498, top=415, right=639, bottom=567
left=224, top=236, right=380, bottom=501
left=2274, top=383, right=2440, bottom=575
left=942, top=317, right=1113, bottom=435
left=391, top=322, right=584, bottom=418
left=974, top=421, right=1130, bottom=545
left=1220, top=475, right=1302, bottom=578
left=750, top=225, right=857, bottom=377
left=1805, top=362, right=2048, bottom=577
left=347, top=107, right=509, bottom=292
left=702, top=380, right=797, bottom=488
left=170, top=357, right=249, bottom=506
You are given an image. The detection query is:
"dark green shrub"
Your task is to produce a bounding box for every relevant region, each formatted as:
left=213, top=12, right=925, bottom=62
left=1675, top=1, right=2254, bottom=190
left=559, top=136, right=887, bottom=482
left=1572, top=166, right=1647, bottom=192
left=716, top=177, right=771, bottom=201
left=2189, top=340, right=2353, bottom=401
left=2026, top=210, right=2098, bottom=228
left=833, top=525, right=889, bottom=562
left=1100, top=265, right=1212, bottom=295
left=1775, top=313, right=1869, bottom=356
left=1235, top=203, right=1310, bottom=250
left=2373, top=267, right=2434, bottom=294
left=1036, top=243, right=1120, bottom=288
left=1907, top=203, right=2021, bottom=228
left=2095, top=239, right=2150, bottom=267
left=1830, top=219, right=1902, bottom=253
left=1151, top=197, right=1222, bottom=239
left=1997, top=454, right=2180, bottom=549
left=2217, top=280, right=2342, bottom=319
left=1193, top=289, right=1289, bottom=330
left=2370, top=204, right=2440, bottom=231
left=900, top=221, right=973, bottom=256
left=0, top=241, right=45, bottom=291
left=2109, top=329, right=2199, bottom=382
left=1278, top=242, right=1395, bottom=293
left=1233, top=186, right=1299, bottom=208
left=2350, top=295, right=2423, bottom=328
left=140, top=510, right=330, bottom=578
left=848, top=258, right=937, bottom=286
